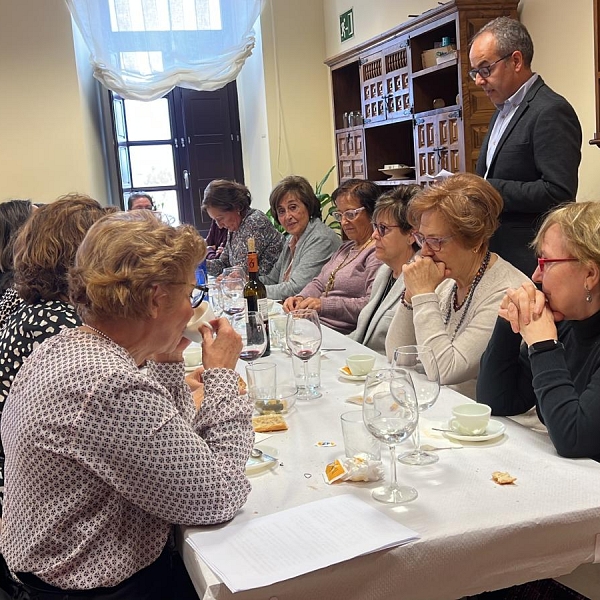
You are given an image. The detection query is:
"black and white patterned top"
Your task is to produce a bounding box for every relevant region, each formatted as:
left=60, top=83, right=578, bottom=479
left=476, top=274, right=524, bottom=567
left=0, top=328, right=253, bottom=589
left=0, top=287, right=21, bottom=329
left=0, top=299, right=81, bottom=513
left=206, top=208, right=284, bottom=277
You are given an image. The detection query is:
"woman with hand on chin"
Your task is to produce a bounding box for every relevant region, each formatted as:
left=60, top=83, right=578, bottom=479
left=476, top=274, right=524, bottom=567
left=385, top=173, right=529, bottom=399
left=478, top=202, right=600, bottom=460
left=282, top=179, right=381, bottom=334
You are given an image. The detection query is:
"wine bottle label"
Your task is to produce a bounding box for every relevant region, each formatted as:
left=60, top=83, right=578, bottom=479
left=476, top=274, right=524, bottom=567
left=257, top=297, right=268, bottom=321
left=248, top=252, right=259, bottom=273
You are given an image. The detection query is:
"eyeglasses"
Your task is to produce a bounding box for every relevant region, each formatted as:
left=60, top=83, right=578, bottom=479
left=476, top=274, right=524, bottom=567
left=536, top=257, right=578, bottom=273
left=468, top=53, right=513, bottom=81
left=372, top=222, right=402, bottom=237
left=413, top=232, right=453, bottom=252
left=331, top=206, right=366, bottom=222
left=190, top=285, right=209, bottom=308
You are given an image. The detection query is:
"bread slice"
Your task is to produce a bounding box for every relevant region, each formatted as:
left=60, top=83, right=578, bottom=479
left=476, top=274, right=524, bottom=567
left=252, top=414, right=288, bottom=433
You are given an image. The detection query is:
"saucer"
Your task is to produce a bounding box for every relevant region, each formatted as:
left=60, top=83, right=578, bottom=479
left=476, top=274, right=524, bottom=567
left=338, top=367, right=368, bottom=382
left=245, top=446, right=279, bottom=476
left=442, top=419, right=506, bottom=442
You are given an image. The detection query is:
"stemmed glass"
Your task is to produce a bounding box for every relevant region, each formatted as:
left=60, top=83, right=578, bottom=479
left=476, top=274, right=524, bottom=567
left=221, top=277, right=245, bottom=319
left=286, top=309, right=322, bottom=401
left=362, top=368, right=419, bottom=504
left=232, top=311, right=267, bottom=365
left=393, top=345, right=440, bottom=466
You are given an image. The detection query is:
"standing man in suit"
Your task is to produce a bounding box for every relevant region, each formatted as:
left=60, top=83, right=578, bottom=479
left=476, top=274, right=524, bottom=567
left=469, top=17, right=582, bottom=275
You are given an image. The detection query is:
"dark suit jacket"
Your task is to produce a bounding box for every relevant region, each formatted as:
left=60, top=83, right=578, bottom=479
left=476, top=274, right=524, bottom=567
left=476, top=76, right=582, bottom=276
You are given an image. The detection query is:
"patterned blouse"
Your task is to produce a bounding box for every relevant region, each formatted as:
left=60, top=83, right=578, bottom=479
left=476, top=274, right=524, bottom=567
left=0, top=298, right=81, bottom=513
left=0, top=328, right=253, bottom=589
left=0, top=287, right=21, bottom=329
left=206, top=208, right=284, bottom=277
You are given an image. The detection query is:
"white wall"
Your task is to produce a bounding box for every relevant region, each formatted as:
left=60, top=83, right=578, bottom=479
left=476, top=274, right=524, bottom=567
left=0, top=0, right=107, bottom=203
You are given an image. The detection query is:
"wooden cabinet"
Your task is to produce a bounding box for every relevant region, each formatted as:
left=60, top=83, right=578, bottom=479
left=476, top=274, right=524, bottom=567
left=326, top=0, right=519, bottom=186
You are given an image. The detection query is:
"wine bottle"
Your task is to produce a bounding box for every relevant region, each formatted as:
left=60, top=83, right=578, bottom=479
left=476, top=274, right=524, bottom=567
left=244, top=237, right=270, bottom=356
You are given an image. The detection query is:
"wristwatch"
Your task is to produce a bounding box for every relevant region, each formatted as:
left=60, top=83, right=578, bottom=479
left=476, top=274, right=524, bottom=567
left=527, top=339, right=562, bottom=357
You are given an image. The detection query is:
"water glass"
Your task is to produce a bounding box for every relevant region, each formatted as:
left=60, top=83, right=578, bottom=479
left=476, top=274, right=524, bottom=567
left=340, top=411, right=381, bottom=460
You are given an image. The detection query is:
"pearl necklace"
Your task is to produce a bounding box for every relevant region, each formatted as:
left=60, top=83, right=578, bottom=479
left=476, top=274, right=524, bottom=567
left=443, top=250, right=491, bottom=342
left=84, top=324, right=114, bottom=345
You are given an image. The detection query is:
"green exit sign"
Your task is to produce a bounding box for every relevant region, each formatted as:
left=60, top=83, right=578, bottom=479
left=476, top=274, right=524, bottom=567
left=340, top=8, right=354, bottom=43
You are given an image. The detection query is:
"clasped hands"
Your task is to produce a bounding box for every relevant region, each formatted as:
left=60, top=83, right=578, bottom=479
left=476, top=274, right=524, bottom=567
left=283, top=296, right=322, bottom=313
left=402, top=255, right=448, bottom=303
left=499, top=281, right=558, bottom=346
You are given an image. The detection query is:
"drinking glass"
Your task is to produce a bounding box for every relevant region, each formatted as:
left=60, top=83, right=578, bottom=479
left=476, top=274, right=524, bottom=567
left=232, top=311, right=267, bottom=364
left=362, top=368, right=419, bottom=504
left=286, top=309, right=322, bottom=401
left=207, top=281, right=224, bottom=318
left=221, top=277, right=245, bottom=318
left=393, top=345, right=440, bottom=466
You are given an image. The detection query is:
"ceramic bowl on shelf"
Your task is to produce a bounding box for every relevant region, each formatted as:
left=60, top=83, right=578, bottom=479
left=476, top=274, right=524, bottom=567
left=378, top=165, right=415, bottom=179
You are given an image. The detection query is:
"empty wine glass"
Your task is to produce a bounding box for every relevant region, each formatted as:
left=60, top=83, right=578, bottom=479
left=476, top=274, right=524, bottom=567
left=207, top=281, right=224, bottom=318
left=393, top=345, right=440, bottom=466
left=232, top=311, right=267, bottom=364
left=362, top=368, right=419, bottom=504
left=286, top=309, right=322, bottom=401
left=221, top=277, right=245, bottom=318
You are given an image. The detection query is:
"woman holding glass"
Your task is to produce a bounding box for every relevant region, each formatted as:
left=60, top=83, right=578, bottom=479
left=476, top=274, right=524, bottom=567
left=478, top=202, right=600, bottom=460
left=283, top=179, right=382, bottom=334
left=203, top=179, right=283, bottom=277
left=262, top=175, right=341, bottom=301
left=0, top=210, right=251, bottom=598
left=350, top=185, right=420, bottom=354
left=385, top=173, right=530, bottom=399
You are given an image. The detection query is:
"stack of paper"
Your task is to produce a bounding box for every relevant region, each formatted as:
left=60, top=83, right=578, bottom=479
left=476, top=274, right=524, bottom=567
left=186, top=494, right=420, bottom=593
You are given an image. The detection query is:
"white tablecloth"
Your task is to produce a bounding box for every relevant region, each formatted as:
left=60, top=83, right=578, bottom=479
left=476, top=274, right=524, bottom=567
left=180, top=327, right=600, bottom=600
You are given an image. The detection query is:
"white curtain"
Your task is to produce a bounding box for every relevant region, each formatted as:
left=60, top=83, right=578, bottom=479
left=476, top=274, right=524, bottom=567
left=66, top=0, right=264, bottom=101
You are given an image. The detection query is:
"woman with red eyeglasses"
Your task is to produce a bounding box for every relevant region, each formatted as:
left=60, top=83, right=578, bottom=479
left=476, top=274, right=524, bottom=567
left=385, top=173, right=530, bottom=399
left=479, top=202, right=600, bottom=460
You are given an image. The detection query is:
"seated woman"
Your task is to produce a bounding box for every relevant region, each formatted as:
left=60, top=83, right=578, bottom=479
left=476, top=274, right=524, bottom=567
left=203, top=179, right=283, bottom=277
left=0, top=195, right=105, bottom=402
left=0, top=210, right=252, bottom=598
left=350, top=185, right=420, bottom=354
left=262, top=175, right=341, bottom=300
left=205, top=219, right=228, bottom=260
left=0, top=199, right=34, bottom=327
left=478, top=202, right=600, bottom=460
left=282, top=179, right=382, bottom=334
left=385, top=173, right=529, bottom=399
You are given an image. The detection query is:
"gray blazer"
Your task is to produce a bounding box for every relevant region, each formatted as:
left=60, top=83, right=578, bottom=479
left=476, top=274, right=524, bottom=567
left=349, top=264, right=404, bottom=355
left=476, top=77, right=582, bottom=275
left=263, top=219, right=341, bottom=300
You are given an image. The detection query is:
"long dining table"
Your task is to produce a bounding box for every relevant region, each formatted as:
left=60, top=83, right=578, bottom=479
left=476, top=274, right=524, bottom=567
left=180, top=325, right=600, bottom=600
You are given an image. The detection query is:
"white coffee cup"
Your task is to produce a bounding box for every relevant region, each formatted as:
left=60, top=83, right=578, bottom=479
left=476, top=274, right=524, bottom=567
left=184, top=301, right=215, bottom=343
left=346, top=354, right=376, bottom=376
left=183, top=345, right=203, bottom=368
left=450, top=403, right=491, bottom=436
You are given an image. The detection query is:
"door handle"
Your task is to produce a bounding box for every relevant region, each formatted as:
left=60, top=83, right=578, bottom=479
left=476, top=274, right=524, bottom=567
left=183, top=170, right=190, bottom=190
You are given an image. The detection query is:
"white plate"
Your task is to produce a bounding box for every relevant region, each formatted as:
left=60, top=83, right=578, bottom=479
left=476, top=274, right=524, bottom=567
left=442, top=419, right=506, bottom=443
left=245, top=446, right=279, bottom=476
left=338, top=367, right=368, bottom=382
left=268, top=302, right=284, bottom=317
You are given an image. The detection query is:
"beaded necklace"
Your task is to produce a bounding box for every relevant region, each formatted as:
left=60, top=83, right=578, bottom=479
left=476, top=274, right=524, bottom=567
left=324, top=238, right=374, bottom=296
left=84, top=325, right=114, bottom=345
left=443, top=250, right=491, bottom=342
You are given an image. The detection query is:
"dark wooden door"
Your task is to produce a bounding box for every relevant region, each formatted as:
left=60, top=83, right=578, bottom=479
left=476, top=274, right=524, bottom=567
left=176, top=83, right=244, bottom=234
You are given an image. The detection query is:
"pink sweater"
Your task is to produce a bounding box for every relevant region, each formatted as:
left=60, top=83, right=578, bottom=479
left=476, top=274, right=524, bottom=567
left=298, top=241, right=381, bottom=334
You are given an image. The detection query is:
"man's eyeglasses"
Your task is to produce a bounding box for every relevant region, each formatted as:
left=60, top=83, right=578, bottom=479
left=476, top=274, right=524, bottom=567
left=372, top=222, right=402, bottom=237
left=536, top=257, right=578, bottom=273
left=468, top=53, right=513, bottom=81
left=190, top=285, right=209, bottom=308
left=413, top=232, right=453, bottom=252
left=331, top=206, right=366, bottom=222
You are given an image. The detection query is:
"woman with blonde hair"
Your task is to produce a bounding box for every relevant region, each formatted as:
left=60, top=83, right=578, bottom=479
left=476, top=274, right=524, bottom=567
left=479, top=202, right=600, bottom=460
left=385, top=173, right=530, bottom=398
left=0, top=210, right=251, bottom=598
